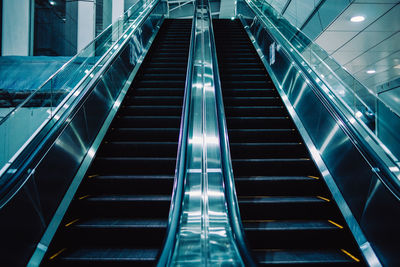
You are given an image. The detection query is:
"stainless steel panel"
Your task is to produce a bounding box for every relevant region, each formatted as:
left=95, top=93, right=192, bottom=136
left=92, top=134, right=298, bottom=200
left=158, top=0, right=247, bottom=265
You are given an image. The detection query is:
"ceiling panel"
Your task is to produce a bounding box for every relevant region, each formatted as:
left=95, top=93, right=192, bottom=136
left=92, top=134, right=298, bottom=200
left=372, top=51, right=400, bottom=66
left=334, top=31, right=393, bottom=54
left=365, top=4, right=400, bottom=31
left=354, top=51, right=400, bottom=75
left=347, top=51, right=399, bottom=76
left=327, top=3, right=393, bottom=31
left=370, top=32, right=400, bottom=52
left=330, top=51, right=359, bottom=65
left=345, top=51, right=391, bottom=67
left=315, top=31, right=358, bottom=51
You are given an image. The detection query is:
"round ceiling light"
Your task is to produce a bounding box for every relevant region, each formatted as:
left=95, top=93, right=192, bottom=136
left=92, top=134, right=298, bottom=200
left=350, top=16, right=365, bottom=22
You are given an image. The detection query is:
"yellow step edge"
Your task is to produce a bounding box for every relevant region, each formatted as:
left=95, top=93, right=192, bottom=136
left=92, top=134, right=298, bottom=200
left=328, top=220, right=343, bottom=229
left=78, top=195, right=90, bottom=200
left=341, top=249, right=361, bottom=262
left=65, top=219, right=80, bottom=227
left=88, top=174, right=98, bottom=179
left=307, top=175, right=319, bottom=180
left=49, top=248, right=67, bottom=260
left=317, top=196, right=330, bottom=202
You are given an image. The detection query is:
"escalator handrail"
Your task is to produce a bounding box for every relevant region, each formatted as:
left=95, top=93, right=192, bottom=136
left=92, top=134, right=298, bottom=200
left=0, top=0, right=162, bottom=209
left=207, top=8, right=257, bottom=267
left=156, top=11, right=197, bottom=267
left=242, top=0, right=400, bottom=200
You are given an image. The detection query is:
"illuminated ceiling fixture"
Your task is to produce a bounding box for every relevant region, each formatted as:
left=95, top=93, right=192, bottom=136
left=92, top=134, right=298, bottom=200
left=394, top=64, right=400, bottom=69
left=49, top=1, right=56, bottom=5
left=350, top=16, right=365, bottom=22
left=366, top=70, right=376, bottom=74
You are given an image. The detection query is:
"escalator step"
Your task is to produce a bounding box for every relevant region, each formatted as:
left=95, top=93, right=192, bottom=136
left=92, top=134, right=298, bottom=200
left=222, top=89, right=277, bottom=97
left=56, top=248, right=159, bottom=267
left=230, top=143, right=308, bottom=158
left=93, top=157, right=176, bottom=174
left=222, top=80, right=272, bottom=88
left=244, top=220, right=348, bottom=249
left=228, top=129, right=301, bottom=142
left=144, top=62, right=187, bottom=68
left=107, top=128, right=180, bottom=142
left=141, top=73, right=186, bottom=80
left=235, top=176, right=325, bottom=196
left=83, top=175, right=174, bottom=195
left=221, top=73, right=269, bottom=81
left=232, top=158, right=317, bottom=176
left=136, top=80, right=185, bottom=88
left=227, top=117, right=293, bottom=129
left=254, top=249, right=360, bottom=266
left=225, top=106, right=286, bottom=117
left=239, top=196, right=334, bottom=220
left=74, top=195, right=172, bottom=217
left=126, top=95, right=183, bottom=106
left=100, top=141, right=178, bottom=157
left=115, top=116, right=181, bottom=128
left=224, top=96, right=281, bottom=106
left=57, top=218, right=167, bottom=247
left=143, top=67, right=186, bottom=74
left=133, top=88, right=184, bottom=96
left=120, top=105, right=182, bottom=116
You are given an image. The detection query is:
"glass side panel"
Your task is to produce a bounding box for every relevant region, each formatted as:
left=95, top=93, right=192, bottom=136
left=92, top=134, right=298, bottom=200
left=247, top=0, right=400, bottom=171
left=0, top=0, right=156, bottom=174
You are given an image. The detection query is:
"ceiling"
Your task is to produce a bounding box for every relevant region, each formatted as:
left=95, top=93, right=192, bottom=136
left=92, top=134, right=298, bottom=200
left=315, top=0, right=400, bottom=92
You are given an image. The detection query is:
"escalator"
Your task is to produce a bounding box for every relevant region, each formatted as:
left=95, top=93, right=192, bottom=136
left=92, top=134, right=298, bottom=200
left=42, top=19, right=192, bottom=266
left=213, top=19, right=365, bottom=266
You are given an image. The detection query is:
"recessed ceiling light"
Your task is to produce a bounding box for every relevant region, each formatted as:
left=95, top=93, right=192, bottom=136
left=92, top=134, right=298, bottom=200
left=350, top=16, right=365, bottom=22
left=394, top=64, right=400, bottom=69
left=366, top=70, right=376, bottom=74
left=49, top=1, right=56, bottom=5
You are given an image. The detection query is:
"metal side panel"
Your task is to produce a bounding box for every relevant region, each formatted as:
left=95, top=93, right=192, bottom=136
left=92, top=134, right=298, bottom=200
left=0, top=4, right=166, bottom=266
left=237, top=1, right=400, bottom=266
left=158, top=0, right=247, bottom=265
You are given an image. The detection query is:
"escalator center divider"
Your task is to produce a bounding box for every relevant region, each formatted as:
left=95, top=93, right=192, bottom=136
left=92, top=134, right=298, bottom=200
left=41, top=19, right=192, bottom=267
left=213, top=19, right=365, bottom=266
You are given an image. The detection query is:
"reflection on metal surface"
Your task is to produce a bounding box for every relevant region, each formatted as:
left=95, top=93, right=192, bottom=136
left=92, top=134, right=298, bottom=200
left=236, top=1, right=400, bottom=265
left=158, top=0, right=245, bottom=265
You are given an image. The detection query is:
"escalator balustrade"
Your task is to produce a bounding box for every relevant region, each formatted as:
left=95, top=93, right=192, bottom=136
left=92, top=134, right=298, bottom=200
left=42, top=19, right=192, bottom=267
left=213, top=19, right=365, bottom=266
